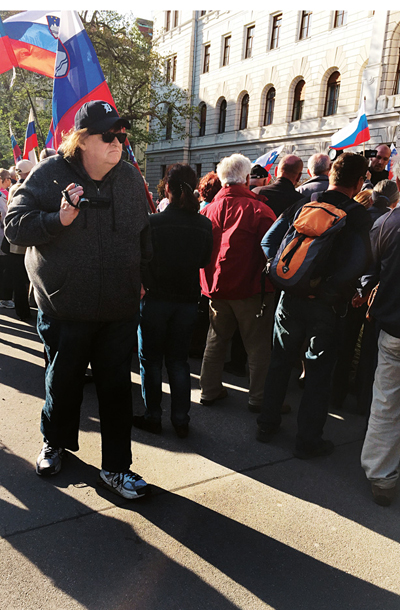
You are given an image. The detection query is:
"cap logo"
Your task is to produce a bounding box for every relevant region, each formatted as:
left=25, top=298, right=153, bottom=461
left=102, top=103, right=113, bottom=114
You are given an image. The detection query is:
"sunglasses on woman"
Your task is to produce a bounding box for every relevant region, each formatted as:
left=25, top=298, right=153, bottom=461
left=101, top=132, right=126, bottom=144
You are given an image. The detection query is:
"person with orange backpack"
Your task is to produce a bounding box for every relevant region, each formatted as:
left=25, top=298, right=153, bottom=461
left=256, top=152, right=373, bottom=458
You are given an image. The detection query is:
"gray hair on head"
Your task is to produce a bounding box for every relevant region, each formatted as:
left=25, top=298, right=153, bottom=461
left=307, top=153, right=331, bottom=176
left=216, top=153, right=252, bottom=186
left=372, top=179, right=399, bottom=208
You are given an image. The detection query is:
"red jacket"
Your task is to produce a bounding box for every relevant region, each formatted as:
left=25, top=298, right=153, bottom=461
left=200, top=184, right=276, bottom=299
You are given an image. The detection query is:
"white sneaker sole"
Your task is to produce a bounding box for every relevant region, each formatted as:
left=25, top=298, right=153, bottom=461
left=97, top=473, right=150, bottom=500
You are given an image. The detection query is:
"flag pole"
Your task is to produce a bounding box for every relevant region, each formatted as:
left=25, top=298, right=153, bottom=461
left=17, top=68, right=47, bottom=151
left=363, top=97, right=367, bottom=156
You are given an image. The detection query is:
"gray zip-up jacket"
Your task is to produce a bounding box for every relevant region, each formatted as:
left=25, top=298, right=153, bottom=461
left=4, top=152, right=152, bottom=321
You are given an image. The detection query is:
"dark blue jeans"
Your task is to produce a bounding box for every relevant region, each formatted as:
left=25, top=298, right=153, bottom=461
left=257, top=292, right=339, bottom=451
left=138, top=295, right=198, bottom=426
left=37, top=310, right=138, bottom=472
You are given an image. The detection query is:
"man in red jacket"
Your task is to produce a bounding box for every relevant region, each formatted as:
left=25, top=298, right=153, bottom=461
left=199, top=153, right=276, bottom=411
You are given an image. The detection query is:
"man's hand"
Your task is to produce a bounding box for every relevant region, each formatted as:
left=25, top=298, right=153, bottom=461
left=60, top=183, right=84, bottom=226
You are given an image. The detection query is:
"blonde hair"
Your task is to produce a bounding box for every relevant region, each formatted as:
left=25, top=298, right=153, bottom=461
left=354, top=189, right=373, bottom=209
left=59, top=128, right=90, bottom=159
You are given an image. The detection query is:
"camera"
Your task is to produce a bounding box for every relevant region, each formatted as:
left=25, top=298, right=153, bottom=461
left=62, top=184, right=110, bottom=210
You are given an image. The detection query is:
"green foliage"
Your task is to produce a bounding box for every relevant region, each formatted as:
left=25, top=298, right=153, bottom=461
left=81, top=11, right=197, bottom=146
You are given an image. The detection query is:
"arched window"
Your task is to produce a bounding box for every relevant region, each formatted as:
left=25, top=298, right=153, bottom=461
left=264, top=87, right=276, bottom=126
left=292, top=80, right=305, bottom=121
left=239, top=94, right=249, bottom=130
left=324, top=71, right=340, bottom=116
left=199, top=103, right=207, bottom=136
left=165, top=105, right=173, bottom=140
left=218, top=99, right=227, bottom=133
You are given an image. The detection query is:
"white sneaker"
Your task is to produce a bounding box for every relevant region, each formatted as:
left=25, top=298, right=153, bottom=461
left=36, top=442, right=64, bottom=476
left=0, top=300, right=15, bottom=309
left=99, top=469, right=150, bottom=500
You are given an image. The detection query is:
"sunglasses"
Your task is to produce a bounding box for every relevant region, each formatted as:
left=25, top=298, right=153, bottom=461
left=101, top=132, right=126, bottom=144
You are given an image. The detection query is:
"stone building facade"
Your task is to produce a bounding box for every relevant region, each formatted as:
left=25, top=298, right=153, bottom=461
left=145, top=10, right=400, bottom=194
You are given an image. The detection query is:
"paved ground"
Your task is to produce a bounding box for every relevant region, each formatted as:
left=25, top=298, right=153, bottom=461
left=0, top=307, right=400, bottom=610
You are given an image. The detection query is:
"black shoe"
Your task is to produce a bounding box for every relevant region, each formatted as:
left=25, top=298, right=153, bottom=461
left=200, top=388, right=228, bottom=406
left=132, top=415, right=162, bottom=434
left=223, top=362, right=246, bottom=377
left=293, top=439, right=334, bottom=460
left=371, top=483, right=396, bottom=507
left=256, top=423, right=280, bottom=443
left=173, top=423, right=189, bottom=439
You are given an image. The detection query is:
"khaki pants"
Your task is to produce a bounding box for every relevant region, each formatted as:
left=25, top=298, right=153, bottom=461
left=200, top=293, right=274, bottom=406
left=361, top=329, right=400, bottom=489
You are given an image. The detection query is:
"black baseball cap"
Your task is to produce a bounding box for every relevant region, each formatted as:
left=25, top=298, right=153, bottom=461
left=250, top=164, right=270, bottom=179
left=74, top=100, right=130, bottom=133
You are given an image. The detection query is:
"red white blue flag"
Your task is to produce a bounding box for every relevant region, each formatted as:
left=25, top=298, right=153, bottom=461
left=0, top=16, right=18, bottom=75
left=9, top=124, right=22, bottom=163
left=330, top=101, right=370, bottom=150
left=253, top=145, right=284, bottom=172
left=3, top=11, right=61, bottom=78
left=23, top=108, right=38, bottom=166
left=50, top=11, right=114, bottom=149
left=386, top=144, right=398, bottom=180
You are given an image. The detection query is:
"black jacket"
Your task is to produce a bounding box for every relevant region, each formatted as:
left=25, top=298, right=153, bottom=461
left=5, top=153, right=152, bottom=321
left=143, top=203, right=213, bottom=303
left=252, top=177, right=303, bottom=217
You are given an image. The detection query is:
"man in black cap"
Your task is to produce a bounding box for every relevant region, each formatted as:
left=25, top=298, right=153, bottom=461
left=5, top=100, right=153, bottom=500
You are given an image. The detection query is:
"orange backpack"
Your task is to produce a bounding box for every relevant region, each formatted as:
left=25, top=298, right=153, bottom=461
left=269, top=199, right=358, bottom=297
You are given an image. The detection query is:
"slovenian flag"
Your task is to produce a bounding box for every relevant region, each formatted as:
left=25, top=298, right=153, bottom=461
left=330, top=101, right=370, bottom=150
left=386, top=144, right=398, bottom=180
left=50, top=11, right=114, bottom=149
left=0, top=16, right=18, bottom=75
left=3, top=11, right=61, bottom=78
left=9, top=124, right=22, bottom=163
left=253, top=145, right=284, bottom=172
left=23, top=109, right=38, bottom=166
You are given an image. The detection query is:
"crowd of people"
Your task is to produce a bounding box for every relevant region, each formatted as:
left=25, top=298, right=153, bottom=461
left=1, top=100, right=399, bottom=508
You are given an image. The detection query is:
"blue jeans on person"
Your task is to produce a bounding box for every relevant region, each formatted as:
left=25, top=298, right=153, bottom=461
left=37, top=310, right=138, bottom=472
left=138, top=295, right=199, bottom=426
left=257, top=292, right=339, bottom=451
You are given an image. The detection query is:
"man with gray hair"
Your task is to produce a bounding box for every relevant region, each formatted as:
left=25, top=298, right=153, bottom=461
left=199, top=153, right=276, bottom=411
left=296, top=153, right=331, bottom=199
left=252, top=154, right=304, bottom=217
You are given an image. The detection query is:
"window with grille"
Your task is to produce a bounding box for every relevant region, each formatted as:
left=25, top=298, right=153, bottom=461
left=218, top=99, right=227, bottom=133
left=334, top=11, right=347, bottom=28
left=239, top=94, right=249, bottom=129
left=166, top=106, right=173, bottom=140
left=270, top=14, right=282, bottom=49
left=172, top=56, right=177, bottom=82
left=203, top=44, right=210, bottom=73
left=324, top=71, right=340, bottom=116
left=292, top=80, right=305, bottom=121
left=199, top=104, right=207, bottom=136
left=223, top=36, right=231, bottom=66
left=245, top=26, right=255, bottom=59
left=299, top=11, right=312, bottom=40
left=264, top=87, right=276, bottom=125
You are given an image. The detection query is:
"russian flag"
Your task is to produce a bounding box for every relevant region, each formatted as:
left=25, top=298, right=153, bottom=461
left=253, top=145, right=284, bottom=172
left=386, top=144, right=398, bottom=180
left=330, top=101, right=370, bottom=150
left=3, top=11, right=61, bottom=78
left=0, top=16, right=18, bottom=75
left=9, top=125, right=22, bottom=163
left=23, top=109, right=38, bottom=166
